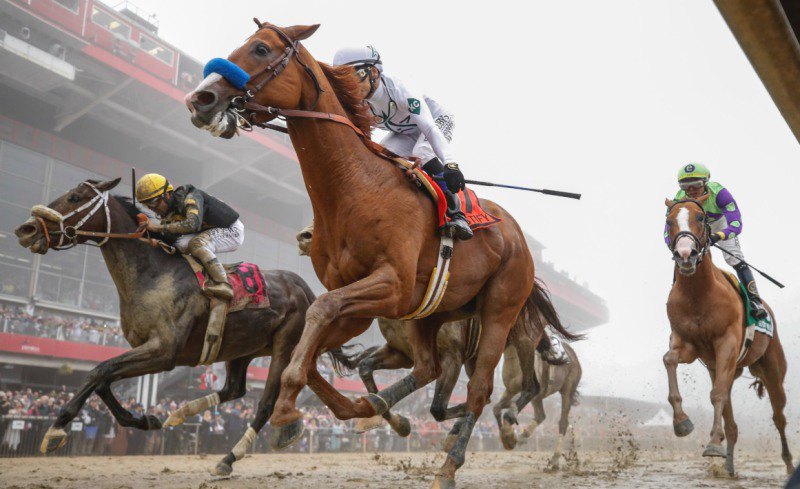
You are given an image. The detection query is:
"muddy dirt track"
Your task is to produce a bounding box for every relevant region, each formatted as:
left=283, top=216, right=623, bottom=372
left=0, top=450, right=792, bottom=489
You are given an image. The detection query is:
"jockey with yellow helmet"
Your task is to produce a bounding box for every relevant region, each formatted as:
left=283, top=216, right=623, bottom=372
left=332, top=45, right=473, bottom=241
left=135, top=174, right=243, bottom=300
left=667, top=163, right=767, bottom=319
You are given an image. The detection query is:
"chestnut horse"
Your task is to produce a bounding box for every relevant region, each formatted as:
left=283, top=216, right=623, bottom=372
left=187, top=21, right=536, bottom=487
left=664, top=197, right=793, bottom=476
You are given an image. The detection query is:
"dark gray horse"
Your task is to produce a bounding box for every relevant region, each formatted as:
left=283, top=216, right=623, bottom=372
left=14, top=178, right=351, bottom=475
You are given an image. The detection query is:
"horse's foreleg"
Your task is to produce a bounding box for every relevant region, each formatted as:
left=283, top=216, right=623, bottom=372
left=521, top=397, right=546, bottom=440
left=355, top=345, right=414, bottom=436
left=95, top=384, right=160, bottom=430
left=550, top=390, right=575, bottom=468
left=493, top=390, right=518, bottom=450
left=663, top=333, right=697, bottom=438
left=41, top=341, right=175, bottom=454
left=430, top=356, right=464, bottom=422
left=703, top=337, right=738, bottom=458
left=271, top=271, right=397, bottom=428
left=166, top=357, right=251, bottom=427
left=508, top=337, right=540, bottom=425
left=365, top=318, right=443, bottom=416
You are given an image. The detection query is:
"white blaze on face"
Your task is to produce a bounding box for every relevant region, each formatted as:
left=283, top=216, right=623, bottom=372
left=184, top=73, right=223, bottom=113
left=674, top=207, right=694, bottom=260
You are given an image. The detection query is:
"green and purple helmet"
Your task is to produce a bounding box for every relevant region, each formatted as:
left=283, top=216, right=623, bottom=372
left=677, top=162, right=710, bottom=182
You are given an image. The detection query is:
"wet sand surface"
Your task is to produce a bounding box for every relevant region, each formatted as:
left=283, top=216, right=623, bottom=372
left=0, top=450, right=790, bottom=488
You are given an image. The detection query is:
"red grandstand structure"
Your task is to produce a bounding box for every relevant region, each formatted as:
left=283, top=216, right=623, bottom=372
left=0, top=0, right=608, bottom=405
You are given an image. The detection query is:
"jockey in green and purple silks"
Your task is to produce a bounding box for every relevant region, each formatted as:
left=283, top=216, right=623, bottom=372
left=665, top=163, right=767, bottom=319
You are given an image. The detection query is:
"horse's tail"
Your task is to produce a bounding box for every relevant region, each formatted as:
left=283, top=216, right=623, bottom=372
left=518, top=278, right=584, bottom=342
left=571, top=388, right=581, bottom=406
left=326, top=344, right=366, bottom=377
left=749, top=379, right=766, bottom=399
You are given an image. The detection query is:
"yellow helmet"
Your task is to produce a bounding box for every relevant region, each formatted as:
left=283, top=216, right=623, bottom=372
left=135, top=173, right=173, bottom=202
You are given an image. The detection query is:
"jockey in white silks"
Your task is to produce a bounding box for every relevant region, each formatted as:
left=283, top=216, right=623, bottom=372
left=332, top=45, right=473, bottom=241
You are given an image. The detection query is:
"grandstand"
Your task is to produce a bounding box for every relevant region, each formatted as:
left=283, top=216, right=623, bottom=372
left=0, top=0, right=608, bottom=405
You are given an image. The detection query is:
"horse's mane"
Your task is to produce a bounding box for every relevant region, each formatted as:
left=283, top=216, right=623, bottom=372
left=318, top=62, right=373, bottom=137
left=112, top=195, right=168, bottom=242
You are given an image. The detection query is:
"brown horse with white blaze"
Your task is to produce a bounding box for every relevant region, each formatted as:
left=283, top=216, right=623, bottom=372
left=186, top=21, right=536, bottom=487
left=664, top=197, right=793, bottom=476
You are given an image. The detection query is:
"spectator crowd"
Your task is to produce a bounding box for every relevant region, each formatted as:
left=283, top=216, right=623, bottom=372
left=1, top=304, right=126, bottom=348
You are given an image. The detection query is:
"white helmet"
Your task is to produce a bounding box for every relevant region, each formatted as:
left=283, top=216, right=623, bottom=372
left=332, top=45, right=383, bottom=72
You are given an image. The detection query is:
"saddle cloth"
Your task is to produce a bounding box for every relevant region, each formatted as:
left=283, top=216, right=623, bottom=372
left=193, top=261, right=271, bottom=312
left=388, top=157, right=502, bottom=231
left=721, top=271, right=773, bottom=337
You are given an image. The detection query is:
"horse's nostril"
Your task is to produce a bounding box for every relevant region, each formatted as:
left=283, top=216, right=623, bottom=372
left=193, top=90, right=217, bottom=109
left=16, top=224, right=36, bottom=236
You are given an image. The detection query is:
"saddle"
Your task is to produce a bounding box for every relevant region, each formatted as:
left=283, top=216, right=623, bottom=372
left=183, top=256, right=271, bottom=365
left=721, top=271, right=773, bottom=363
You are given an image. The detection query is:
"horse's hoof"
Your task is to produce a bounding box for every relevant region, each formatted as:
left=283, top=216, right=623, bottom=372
left=145, top=414, right=162, bottom=430
left=431, top=475, right=456, bottom=489
left=673, top=418, right=694, bottom=437
left=269, top=418, right=305, bottom=450
left=500, top=424, right=517, bottom=450
left=211, top=461, right=233, bottom=477
left=702, top=443, right=726, bottom=458
left=354, top=415, right=384, bottom=434
left=442, top=434, right=458, bottom=453
left=502, top=411, right=518, bottom=426
left=164, top=411, right=186, bottom=428
left=40, top=427, right=68, bottom=454
left=388, top=413, right=411, bottom=438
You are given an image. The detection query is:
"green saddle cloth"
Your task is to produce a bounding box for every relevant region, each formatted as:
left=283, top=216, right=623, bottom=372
left=735, top=281, right=774, bottom=337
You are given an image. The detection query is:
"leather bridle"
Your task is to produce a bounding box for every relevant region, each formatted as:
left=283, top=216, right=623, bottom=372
left=228, top=20, right=325, bottom=129
left=669, top=199, right=711, bottom=264
left=30, top=182, right=170, bottom=253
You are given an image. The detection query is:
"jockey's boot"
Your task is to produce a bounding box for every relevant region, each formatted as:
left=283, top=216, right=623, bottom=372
left=203, top=257, right=234, bottom=301
left=442, top=189, right=473, bottom=241
left=189, top=239, right=234, bottom=301
left=735, top=262, right=768, bottom=320
left=537, top=333, right=569, bottom=365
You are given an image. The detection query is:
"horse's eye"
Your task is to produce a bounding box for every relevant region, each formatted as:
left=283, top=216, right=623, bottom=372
left=68, top=194, right=80, bottom=203
left=695, top=215, right=704, bottom=222
left=255, top=44, right=270, bottom=57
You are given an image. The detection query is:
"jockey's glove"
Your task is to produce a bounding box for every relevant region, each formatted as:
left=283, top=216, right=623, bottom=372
left=443, top=163, right=466, bottom=192
left=710, top=231, right=725, bottom=244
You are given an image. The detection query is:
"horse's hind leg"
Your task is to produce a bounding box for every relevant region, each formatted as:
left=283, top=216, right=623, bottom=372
left=434, top=295, right=522, bottom=489
left=501, top=336, right=540, bottom=450
left=521, top=396, right=546, bottom=440
left=217, top=335, right=296, bottom=474
left=166, top=357, right=251, bottom=427
left=492, top=390, right=516, bottom=450
left=95, top=383, right=161, bottom=430
left=752, top=342, right=795, bottom=474
left=550, top=388, right=577, bottom=468
left=356, top=345, right=414, bottom=436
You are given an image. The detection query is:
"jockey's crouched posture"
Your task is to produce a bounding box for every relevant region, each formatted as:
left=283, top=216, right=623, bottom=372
left=668, top=163, right=768, bottom=319
left=135, top=173, right=243, bottom=300
left=332, top=46, right=473, bottom=241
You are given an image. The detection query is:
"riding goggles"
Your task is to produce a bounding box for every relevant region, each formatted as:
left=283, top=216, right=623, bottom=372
left=679, top=179, right=706, bottom=190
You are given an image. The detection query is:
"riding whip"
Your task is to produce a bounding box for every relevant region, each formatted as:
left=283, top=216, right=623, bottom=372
left=464, top=179, right=581, bottom=200
left=712, top=244, right=785, bottom=288
left=131, top=168, right=137, bottom=203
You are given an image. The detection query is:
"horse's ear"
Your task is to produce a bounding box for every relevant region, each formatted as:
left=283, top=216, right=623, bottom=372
left=665, top=198, right=676, bottom=209
left=284, top=24, right=320, bottom=41
left=697, top=194, right=711, bottom=204
left=95, top=177, right=122, bottom=192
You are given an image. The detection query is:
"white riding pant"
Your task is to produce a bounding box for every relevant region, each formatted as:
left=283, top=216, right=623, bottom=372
left=175, top=219, right=245, bottom=255
left=710, top=218, right=744, bottom=267
left=380, top=114, right=455, bottom=163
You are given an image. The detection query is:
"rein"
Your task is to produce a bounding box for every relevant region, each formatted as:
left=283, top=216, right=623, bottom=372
left=31, top=182, right=172, bottom=253
left=217, top=23, right=404, bottom=166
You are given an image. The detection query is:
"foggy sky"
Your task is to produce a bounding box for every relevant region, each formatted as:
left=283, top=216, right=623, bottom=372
left=131, top=0, right=800, bottom=425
